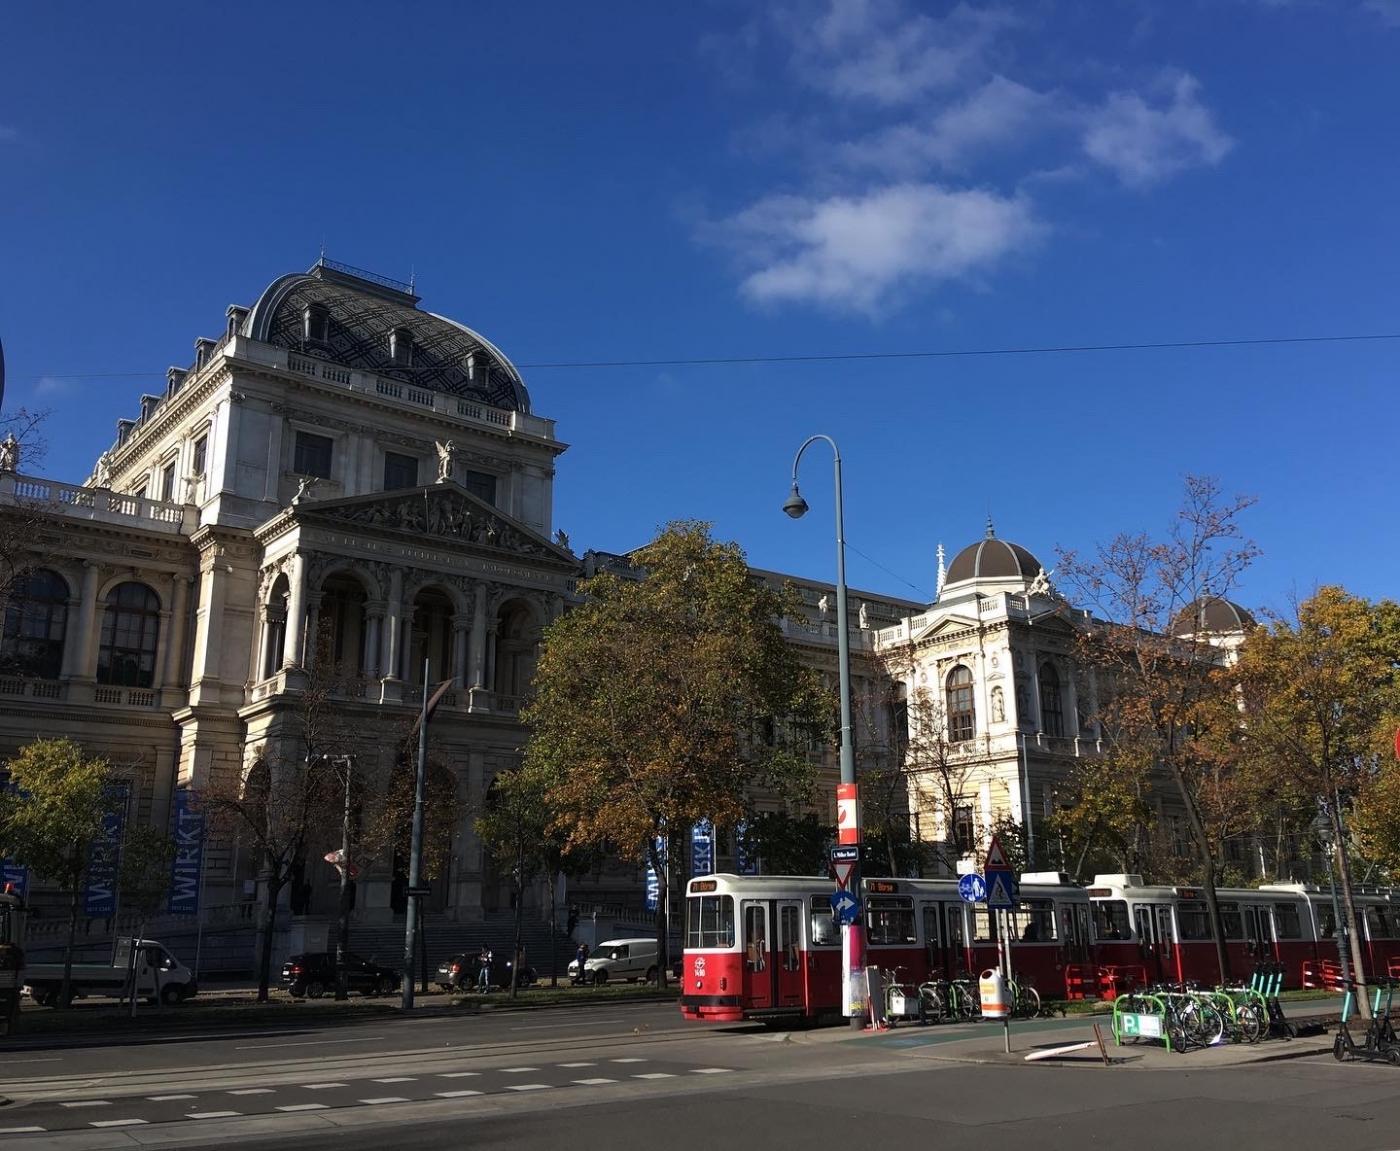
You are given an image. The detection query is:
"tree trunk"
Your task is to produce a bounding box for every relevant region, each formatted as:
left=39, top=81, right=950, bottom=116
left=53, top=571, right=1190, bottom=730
left=335, top=765, right=352, bottom=1001
left=549, top=873, right=559, bottom=988
left=1172, top=764, right=1230, bottom=983
left=510, top=832, right=523, bottom=1001
left=1332, top=793, right=1371, bottom=1020
left=61, top=861, right=80, bottom=1009
left=126, top=918, right=143, bottom=1018
left=652, top=835, right=668, bottom=991
left=257, top=878, right=282, bottom=1003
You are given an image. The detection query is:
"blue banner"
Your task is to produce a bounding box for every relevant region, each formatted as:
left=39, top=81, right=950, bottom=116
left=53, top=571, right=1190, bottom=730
left=167, top=789, right=205, bottom=915
left=84, top=780, right=130, bottom=918
left=690, top=819, right=714, bottom=878
left=1, top=861, right=29, bottom=899
left=644, top=834, right=666, bottom=913
left=735, top=819, right=759, bottom=876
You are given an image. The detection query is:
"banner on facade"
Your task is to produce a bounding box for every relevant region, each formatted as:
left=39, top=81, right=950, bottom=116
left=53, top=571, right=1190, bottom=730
left=84, top=780, right=131, bottom=918
left=690, top=819, right=714, bottom=878
left=735, top=819, right=759, bottom=876
left=167, top=789, right=205, bottom=915
left=644, top=833, right=666, bottom=913
left=0, top=860, right=29, bottom=899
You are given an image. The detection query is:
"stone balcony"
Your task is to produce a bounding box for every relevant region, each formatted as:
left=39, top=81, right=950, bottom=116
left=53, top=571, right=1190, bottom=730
left=246, top=667, right=526, bottom=717
left=0, top=472, right=198, bottom=535
left=227, top=337, right=558, bottom=442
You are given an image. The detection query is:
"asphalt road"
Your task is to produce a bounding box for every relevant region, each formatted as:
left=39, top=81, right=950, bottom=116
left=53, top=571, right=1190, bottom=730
left=1, top=1002, right=1395, bottom=1150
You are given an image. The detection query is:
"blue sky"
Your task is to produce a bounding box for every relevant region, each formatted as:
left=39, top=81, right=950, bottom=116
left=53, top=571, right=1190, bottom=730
left=2, top=1, right=1396, bottom=614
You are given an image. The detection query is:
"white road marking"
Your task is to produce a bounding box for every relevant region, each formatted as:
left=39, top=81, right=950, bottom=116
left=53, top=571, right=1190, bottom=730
left=435, top=1090, right=483, bottom=1098
left=0, top=1128, right=46, bottom=1134
left=360, top=1097, right=409, bottom=1105
left=188, top=1111, right=241, bottom=1120
left=692, top=1068, right=733, bottom=1074
left=372, top=1076, right=417, bottom=1083
left=572, top=1078, right=617, bottom=1085
left=500, top=1067, right=538, bottom=1073
left=91, top=1119, right=149, bottom=1128
left=508, top=1019, right=626, bottom=1031
left=238, top=1036, right=384, bottom=1050
left=276, top=1103, right=330, bottom=1112
left=438, top=1071, right=480, bottom=1079
left=505, top=1084, right=551, bottom=1092
left=610, top=1057, right=647, bottom=1063
left=633, top=1072, right=675, bottom=1080
left=0, top=1057, right=63, bottom=1065
left=60, top=1101, right=110, bottom=1108
left=301, top=1083, right=348, bottom=1089
left=557, top=1061, right=596, bottom=1068
left=228, top=1088, right=274, bottom=1095
left=148, top=1094, right=197, bottom=1101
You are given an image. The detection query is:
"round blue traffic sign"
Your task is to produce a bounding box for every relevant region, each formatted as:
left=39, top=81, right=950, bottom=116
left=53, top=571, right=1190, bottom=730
left=958, top=873, right=987, bottom=903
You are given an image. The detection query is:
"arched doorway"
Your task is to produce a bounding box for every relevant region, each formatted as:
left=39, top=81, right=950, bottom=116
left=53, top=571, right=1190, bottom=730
left=406, top=587, right=455, bottom=687
left=318, top=573, right=370, bottom=677
left=492, top=599, right=542, bottom=708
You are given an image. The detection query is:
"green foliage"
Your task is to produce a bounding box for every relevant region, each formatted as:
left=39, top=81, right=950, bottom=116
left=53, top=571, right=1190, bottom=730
left=738, top=812, right=830, bottom=875
left=0, top=738, right=109, bottom=887
left=118, top=824, right=175, bottom=921
left=523, top=522, right=828, bottom=860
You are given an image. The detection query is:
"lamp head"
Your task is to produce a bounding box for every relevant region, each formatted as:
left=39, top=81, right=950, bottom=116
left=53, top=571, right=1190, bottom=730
left=782, top=484, right=809, bottom=520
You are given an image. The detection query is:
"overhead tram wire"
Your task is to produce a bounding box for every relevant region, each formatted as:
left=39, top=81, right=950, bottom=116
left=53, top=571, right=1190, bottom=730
left=17, top=330, right=1400, bottom=382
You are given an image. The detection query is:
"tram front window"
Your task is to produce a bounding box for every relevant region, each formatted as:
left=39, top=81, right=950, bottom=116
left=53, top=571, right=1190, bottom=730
left=686, top=895, right=735, bottom=949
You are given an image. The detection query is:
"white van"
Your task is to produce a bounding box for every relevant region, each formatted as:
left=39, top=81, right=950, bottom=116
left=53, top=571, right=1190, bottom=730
left=570, top=938, right=660, bottom=984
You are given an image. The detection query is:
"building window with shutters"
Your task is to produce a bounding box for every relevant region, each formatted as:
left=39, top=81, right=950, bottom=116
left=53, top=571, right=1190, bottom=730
left=293, top=431, right=334, bottom=479
left=1039, top=662, right=1064, bottom=736
left=464, top=469, right=497, bottom=506
left=383, top=451, right=419, bottom=490
left=946, top=664, right=976, bottom=742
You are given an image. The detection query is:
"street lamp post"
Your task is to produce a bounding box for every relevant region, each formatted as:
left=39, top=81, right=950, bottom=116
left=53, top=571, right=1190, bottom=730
left=1312, top=804, right=1351, bottom=990
left=784, top=434, right=865, bottom=1029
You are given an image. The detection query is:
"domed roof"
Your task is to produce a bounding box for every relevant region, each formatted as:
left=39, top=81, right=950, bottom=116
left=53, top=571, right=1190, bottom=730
left=1170, top=597, right=1256, bottom=637
left=243, top=259, right=531, bottom=413
left=944, top=520, right=1043, bottom=588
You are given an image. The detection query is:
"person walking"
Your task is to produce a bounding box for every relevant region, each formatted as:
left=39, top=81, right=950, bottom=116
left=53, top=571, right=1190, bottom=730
left=478, top=945, right=493, bottom=993
left=573, top=940, right=590, bottom=985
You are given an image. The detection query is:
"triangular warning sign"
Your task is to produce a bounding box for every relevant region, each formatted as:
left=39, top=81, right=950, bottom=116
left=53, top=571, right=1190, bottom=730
left=987, top=872, right=1014, bottom=908
left=832, top=861, right=855, bottom=890
left=985, top=835, right=1009, bottom=872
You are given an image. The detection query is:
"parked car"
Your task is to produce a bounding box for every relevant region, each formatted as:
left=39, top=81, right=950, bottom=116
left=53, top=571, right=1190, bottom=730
left=569, top=938, right=665, bottom=985
left=281, top=952, right=399, bottom=998
left=435, top=951, right=536, bottom=992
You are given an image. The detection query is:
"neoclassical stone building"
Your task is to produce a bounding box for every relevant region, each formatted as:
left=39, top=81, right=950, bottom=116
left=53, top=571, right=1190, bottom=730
left=1, top=260, right=576, bottom=953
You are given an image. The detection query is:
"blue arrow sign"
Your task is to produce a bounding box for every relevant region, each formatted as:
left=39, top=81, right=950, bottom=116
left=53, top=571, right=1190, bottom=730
left=958, top=873, right=987, bottom=903
left=829, top=890, right=861, bottom=924
left=985, top=870, right=1018, bottom=910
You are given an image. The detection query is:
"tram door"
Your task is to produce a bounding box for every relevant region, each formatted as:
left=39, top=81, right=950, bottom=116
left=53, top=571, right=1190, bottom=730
left=742, top=901, right=773, bottom=1009
left=774, top=900, right=804, bottom=1008
left=1243, top=905, right=1275, bottom=963
left=1134, top=904, right=1175, bottom=983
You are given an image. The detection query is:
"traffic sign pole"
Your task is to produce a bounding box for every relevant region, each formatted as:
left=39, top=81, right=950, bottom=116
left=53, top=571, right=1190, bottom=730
left=836, top=782, right=864, bottom=1026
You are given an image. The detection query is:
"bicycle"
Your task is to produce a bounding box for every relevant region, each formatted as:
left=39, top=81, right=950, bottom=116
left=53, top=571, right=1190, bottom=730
left=1006, top=973, right=1042, bottom=1019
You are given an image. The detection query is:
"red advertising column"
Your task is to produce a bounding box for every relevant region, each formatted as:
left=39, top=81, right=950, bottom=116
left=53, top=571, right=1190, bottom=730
left=836, top=782, right=865, bottom=1022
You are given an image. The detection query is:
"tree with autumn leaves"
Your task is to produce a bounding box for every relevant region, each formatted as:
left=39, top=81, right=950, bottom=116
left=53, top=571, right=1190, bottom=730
left=521, top=522, right=829, bottom=986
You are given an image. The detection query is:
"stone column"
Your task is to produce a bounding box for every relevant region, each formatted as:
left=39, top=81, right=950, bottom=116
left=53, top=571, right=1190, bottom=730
left=452, top=619, right=470, bottom=689
left=380, top=569, right=403, bottom=702
left=70, top=561, right=103, bottom=694
left=163, top=575, right=191, bottom=691
left=364, top=602, right=384, bottom=679
left=399, top=605, right=418, bottom=683
left=468, top=585, right=487, bottom=687
left=303, top=591, right=323, bottom=672
left=150, top=602, right=173, bottom=692
left=282, top=553, right=306, bottom=668
left=485, top=623, right=498, bottom=692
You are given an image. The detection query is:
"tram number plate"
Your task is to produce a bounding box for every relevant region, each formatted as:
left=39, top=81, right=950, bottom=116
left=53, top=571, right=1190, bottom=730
left=1120, top=1012, right=1162, bottom=1038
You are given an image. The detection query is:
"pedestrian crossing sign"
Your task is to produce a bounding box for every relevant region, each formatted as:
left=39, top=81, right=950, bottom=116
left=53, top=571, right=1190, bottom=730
left=985, top=871, right=1017, bottom=910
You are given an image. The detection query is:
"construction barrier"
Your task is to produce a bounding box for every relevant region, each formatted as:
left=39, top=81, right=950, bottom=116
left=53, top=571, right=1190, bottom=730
left=1063, top=963, right=1100, bottom=1001
left=1097, top=964, right=1147, bottom=1001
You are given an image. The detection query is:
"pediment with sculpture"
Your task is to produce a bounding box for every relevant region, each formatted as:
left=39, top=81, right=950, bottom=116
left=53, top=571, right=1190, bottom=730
left=293, top=483, right=573, bottom=564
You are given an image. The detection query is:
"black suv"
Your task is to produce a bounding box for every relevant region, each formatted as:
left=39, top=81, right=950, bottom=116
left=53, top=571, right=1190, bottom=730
left=281, top=952, right=400, bottom=998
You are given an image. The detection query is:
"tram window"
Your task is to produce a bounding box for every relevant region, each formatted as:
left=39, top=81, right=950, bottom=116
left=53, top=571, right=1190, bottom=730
left=1218, top=903, right=1244, bottom=940
left=1319, top=906, right=1338, bottom=939
left=686, top=895, right=736, bottom=949
left=1006, top=900, right=1056, bottom=943
left=1366, top=906, right=1395, bottom=940
left=1273, top=903, right=1302, bottom=940
left=972, top=908, right=997, bottom=943
left=921, top=905, right=941, bottom=948
left=866, top=897, right=916, bottom=944
left=780, top=905, right=801, bottom=971
left=744, top=905, right=767, bottom=971
left=1178, top=901, right=1212, bottom=941
left=810, top=897, right=839, bottom=946
left=1093, top=900, right=1130, bottom=940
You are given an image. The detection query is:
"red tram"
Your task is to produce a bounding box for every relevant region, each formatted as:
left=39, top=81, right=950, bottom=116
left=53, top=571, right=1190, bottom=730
left=1088, top=874, right=1400, bottom=990
left=680, top=872, right=1092, bottom=1024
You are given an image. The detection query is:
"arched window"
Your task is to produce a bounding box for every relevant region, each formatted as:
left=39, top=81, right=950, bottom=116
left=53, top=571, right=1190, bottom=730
left=946, top=665, right=976, bottom=742
left=1039, top=662, right=1064, bottom=737
left=98, top=582, right=161, bottom=687
left=1, top=568, right=70, bottom=679
left=888, top=682, right=909, bottom=753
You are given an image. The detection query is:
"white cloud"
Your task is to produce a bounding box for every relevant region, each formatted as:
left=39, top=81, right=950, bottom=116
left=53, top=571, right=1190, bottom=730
left=718, top=183, right=1041, bottom=313
left=839, top=75, right=1053, bottom=175
left=780, top=0, right=1015, bottom=106
left=35, top=377, right=72, bottom=397
left=1363, top=0, right=1400, bottom=24
left=1081, top=73, right=1234, bottom=187
left=0, top=125, right=17, bottom=142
